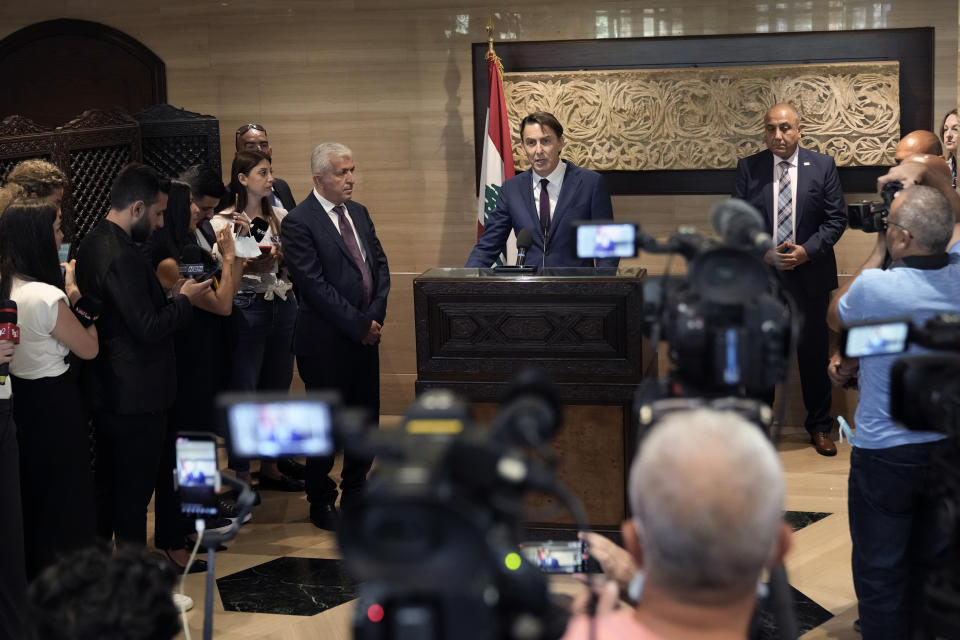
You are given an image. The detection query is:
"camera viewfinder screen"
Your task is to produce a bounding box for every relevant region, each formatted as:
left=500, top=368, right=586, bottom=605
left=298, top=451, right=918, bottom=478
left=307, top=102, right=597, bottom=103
left=576, top=223, right=637, bottom=259
left=518, top=540, right=586, bottom=574
left=845, top=322, right=909, bottom=357
left=228, top=400, right=334, bottom=458
left=175, top=438, right=218, bottom=517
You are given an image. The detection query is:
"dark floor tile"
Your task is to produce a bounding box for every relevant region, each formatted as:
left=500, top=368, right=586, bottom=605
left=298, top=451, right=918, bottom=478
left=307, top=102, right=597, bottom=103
left=785, top=510, right=831, bottom=532
left=217, top=557, right=358, bottom=616
left=754, top=584, right=834, bottom=639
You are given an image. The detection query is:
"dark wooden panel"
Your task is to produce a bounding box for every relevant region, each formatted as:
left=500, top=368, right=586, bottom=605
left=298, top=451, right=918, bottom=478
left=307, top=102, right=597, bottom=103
left=473, top=28, right=933, bottom=195
left=0, top=19, right=166, bottom=128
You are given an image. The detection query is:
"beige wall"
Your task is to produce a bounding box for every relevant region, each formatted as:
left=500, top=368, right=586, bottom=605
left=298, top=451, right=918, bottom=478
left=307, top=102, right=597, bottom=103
left=1, top=0, right=955, bottom=416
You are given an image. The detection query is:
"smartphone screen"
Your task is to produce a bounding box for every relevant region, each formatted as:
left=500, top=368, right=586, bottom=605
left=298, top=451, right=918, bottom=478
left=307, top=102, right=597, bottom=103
left=175, top=434, right=219, bottom=517
left=222, top=395, right=336, bottom=458
left=518, top=540, right=587, bottom=574
left=574, top=223, right=638, bottom=259
left=843, top=320, right=910, bottom=357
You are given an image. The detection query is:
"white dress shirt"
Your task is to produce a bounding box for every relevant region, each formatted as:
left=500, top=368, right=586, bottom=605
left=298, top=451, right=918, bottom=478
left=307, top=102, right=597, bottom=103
left=531, top=160, right=568, bottom=223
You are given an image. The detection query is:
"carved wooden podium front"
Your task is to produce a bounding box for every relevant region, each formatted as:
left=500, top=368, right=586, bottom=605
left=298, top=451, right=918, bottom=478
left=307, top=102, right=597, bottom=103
left=413, top=267, right=655, bottom=527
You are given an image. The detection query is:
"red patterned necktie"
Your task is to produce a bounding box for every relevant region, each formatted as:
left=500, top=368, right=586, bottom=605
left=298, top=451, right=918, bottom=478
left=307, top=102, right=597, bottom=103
left=334, top=204, right=371, bottom=306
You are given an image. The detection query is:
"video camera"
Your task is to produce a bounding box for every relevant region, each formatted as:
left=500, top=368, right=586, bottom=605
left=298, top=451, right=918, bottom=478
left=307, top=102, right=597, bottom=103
left=217, top=370, right=585, bottom=640
left=847, top=180, right=902, bottom=233
left=635, top=199, right=794, bottom=404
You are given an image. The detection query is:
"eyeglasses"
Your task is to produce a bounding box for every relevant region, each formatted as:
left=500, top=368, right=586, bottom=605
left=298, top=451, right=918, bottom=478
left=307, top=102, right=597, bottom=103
left=235, top=123, right=266, bottom=143
left=888, top=220, right=913, bottom=238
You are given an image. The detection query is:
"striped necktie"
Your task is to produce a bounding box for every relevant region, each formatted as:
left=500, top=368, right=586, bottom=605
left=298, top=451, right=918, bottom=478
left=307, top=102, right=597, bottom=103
left=776, top=161, right=793, bottom=244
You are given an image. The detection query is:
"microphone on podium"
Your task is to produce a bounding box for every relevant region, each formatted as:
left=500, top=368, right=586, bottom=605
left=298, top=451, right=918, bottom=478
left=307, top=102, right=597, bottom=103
left=0, top=301, right=20, bottom=385
left=516, top=228, right=533, bottom=267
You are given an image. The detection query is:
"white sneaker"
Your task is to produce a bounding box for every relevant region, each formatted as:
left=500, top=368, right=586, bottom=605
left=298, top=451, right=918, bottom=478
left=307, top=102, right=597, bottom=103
left=172, top=593, right=194, bottom=612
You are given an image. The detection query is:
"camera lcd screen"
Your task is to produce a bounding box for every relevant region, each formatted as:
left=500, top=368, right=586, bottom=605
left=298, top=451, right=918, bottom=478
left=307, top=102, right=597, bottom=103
left=226, top=399, right=335, bottom=458
left=575, top=223, right=638, bottom=259
left=175, top=435, right=219, bottom=517
left=844, top=321, right=910, bottom=357
left=518, top=540, right=587, bottom=574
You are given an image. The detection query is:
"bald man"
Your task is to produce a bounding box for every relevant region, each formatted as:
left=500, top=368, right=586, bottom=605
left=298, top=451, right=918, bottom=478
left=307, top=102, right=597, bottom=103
left=733, top=104, right=847, bottom=455
left=563, top=409, right=791, bottom=640
left=894, top=130, right=943, bottom=164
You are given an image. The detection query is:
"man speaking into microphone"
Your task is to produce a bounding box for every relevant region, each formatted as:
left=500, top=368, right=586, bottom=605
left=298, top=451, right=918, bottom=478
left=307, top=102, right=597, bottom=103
left=466, top=112, right=619, bottom=269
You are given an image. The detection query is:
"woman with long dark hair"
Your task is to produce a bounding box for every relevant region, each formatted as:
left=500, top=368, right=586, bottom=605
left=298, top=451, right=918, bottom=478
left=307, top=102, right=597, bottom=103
left=0, top=197, right=99, bottom=577
left=211, top=151, right=299, bottom=491
left=941, top=108, right=958, bottom=189
left=144, top=175, right=243, bottom=571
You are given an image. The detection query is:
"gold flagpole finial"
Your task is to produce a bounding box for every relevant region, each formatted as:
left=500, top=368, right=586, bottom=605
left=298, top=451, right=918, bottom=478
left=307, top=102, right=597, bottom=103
left=487, top=15, right=495, bottom=55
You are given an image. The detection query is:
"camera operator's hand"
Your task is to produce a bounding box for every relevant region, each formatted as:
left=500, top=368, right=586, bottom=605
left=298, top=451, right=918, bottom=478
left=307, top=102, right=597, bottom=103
left=570, top=579, right=621, bottom=617
left=775, top=241, right=808, bottom=269
left=828, top=352, right=859, bottom=389
left=579, top=532, right=638, bottom=592
left=361, top=320, right=382, bottom=346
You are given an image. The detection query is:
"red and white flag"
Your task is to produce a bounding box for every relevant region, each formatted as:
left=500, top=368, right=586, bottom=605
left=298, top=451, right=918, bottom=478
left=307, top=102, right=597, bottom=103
left=476, top=44, right=516, bottom=265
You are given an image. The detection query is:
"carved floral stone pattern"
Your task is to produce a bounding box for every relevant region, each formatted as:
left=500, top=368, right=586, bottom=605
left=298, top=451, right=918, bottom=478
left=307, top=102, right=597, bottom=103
left=503, top=61, right=900, bottom=171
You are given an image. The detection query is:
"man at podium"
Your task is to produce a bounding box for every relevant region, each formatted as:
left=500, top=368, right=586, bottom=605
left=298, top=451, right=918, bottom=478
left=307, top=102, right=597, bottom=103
left=466, top=112, right=619, bottom=269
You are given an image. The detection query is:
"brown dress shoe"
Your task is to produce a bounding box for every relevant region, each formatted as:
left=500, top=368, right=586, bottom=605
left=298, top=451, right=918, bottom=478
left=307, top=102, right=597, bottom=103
left=811, top=432, right=837, bottom=456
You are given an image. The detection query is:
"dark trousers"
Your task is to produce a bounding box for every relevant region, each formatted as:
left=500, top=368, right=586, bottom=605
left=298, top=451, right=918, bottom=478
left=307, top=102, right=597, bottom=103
left=0, top=397, right=25, bottom=640
left=299, top=343, right=378, bottom=508
left=767, top=286, right=832, bottom=434
left=849, top=442, right=945, bottom=640
left=94, top=409, right=167, bottom=546
left=12, top=371, right=95, bottom=578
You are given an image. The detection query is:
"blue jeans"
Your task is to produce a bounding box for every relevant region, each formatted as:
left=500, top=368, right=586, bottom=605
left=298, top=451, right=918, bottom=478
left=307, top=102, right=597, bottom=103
left=228, top=291, right=297, bottom=472
left=848, top=442, right=946, bottom=640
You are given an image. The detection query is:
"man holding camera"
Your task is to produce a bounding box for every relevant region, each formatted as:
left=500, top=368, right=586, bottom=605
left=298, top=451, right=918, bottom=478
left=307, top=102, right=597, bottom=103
left=827, top=181, right=959, bottom=640
left=733, top=103, right=846, bottom=455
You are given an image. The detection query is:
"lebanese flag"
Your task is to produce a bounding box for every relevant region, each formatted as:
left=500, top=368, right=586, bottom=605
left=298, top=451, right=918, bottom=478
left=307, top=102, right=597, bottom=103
left=476, top=46, right=516, bottom=265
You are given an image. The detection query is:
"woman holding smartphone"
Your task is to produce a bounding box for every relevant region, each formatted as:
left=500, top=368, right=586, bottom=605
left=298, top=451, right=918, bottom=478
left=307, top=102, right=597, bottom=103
left=0, top=197, right=99, bottom=578
left=211, top=151, right=300, bottom=492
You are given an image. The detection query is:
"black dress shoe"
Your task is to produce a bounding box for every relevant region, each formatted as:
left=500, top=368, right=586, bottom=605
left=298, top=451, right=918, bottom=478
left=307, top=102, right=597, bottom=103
left=277, top=457, right=307, bottom=480
left=162, top=549, right=207, bottom=574
left=258, top=473, right=305, bottom=492
left=310, top=503, right=340, bottom=531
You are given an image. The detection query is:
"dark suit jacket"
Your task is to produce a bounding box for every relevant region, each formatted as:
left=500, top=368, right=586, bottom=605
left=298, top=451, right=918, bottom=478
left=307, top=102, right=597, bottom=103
left=218, top=176, right=297, bottom=212
left=466, top=161, right=619, bottom=268
left=76, top=219, right=193, bottom=414
left=732, top=148, right=847, bottom=297
left=281, top=194, right=390, bottom=356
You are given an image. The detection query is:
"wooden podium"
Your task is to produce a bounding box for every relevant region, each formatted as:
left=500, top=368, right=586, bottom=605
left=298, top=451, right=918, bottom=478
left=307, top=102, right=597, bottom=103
left=413, top=267, right=656, bottom=527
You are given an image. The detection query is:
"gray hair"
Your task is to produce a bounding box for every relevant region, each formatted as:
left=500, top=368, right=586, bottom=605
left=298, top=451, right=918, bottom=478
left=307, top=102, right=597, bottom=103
left=628, top=409, right=785, bottom=604
left=893, top=185, right=955, bottom=253
left=310, top=143, right=353, bottom=176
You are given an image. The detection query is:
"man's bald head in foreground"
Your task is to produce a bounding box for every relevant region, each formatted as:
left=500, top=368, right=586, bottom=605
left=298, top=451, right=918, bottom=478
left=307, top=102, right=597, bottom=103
left=895, top=130, right=943, bottom=164
left=626, top=409, right=788, bottom=604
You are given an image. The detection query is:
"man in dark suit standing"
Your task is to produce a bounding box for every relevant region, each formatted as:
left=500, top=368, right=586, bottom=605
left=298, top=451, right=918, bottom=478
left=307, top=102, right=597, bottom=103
left=733, top=103, right=847, bottom=455
left=219, top=123, right=297, bottom=211
left=281, top=143, right=390, bottom=530
left=466, top=112, right=618, bottom=269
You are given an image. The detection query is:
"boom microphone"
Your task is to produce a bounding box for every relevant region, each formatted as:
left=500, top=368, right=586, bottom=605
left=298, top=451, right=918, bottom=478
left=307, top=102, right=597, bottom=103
left=0, top=301, right=20, bottom=385
left=516, top=228, right=533, bottom=267
left=710, top=198, right=773, bottom=251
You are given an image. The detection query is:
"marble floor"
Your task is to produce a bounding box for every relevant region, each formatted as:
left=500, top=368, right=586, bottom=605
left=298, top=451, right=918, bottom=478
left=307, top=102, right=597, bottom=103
left=160, top=427, right=860, bottom=640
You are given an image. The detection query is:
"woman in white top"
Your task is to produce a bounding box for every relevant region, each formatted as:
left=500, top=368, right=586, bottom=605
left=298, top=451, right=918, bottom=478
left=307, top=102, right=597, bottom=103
left=0, top=197, right=99, bottom=578
left=211, top=151, right=300, bottom=491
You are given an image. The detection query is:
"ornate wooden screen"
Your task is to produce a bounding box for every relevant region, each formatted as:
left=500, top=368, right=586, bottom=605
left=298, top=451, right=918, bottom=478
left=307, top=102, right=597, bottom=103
left=135, top=104, right=221, bottom=179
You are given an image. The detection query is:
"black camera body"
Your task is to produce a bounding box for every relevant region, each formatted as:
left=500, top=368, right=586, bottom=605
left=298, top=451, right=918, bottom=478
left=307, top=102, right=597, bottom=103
left=847, top=180, right=902, bottom=233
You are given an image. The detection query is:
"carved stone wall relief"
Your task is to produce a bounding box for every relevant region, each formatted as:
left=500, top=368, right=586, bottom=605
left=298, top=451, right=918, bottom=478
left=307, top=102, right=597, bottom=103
left=503, top=61, right=900, bottom=171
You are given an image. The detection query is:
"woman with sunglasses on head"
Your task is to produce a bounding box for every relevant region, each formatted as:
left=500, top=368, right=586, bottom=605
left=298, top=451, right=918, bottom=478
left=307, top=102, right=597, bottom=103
left=941, top=109, right=958, bottom=190
left=144, top=173, right=244, bottom=571
left=0, top=197, right=99, bottom=578
left=221, top=123, right=297, bottom=212
left=211, top=151, right=300, bottom=493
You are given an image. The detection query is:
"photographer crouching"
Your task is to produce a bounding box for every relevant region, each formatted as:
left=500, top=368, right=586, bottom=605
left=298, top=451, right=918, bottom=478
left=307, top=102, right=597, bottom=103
left=826, top=158, right=960, bottom=639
